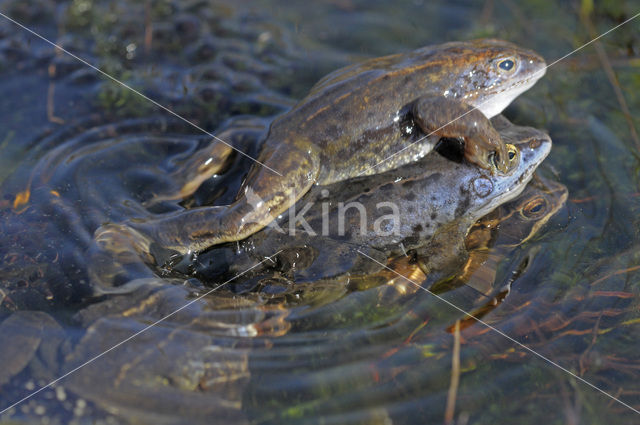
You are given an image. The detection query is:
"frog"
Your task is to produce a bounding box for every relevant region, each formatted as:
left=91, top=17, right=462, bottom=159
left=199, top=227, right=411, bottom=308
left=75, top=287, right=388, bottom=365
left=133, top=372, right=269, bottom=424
left=426, top=171, right=568, bottom=297
left=341, top=171, right=567, bottom=342
left=436, top=173, right=568, bottom=332
left=411, top=116, right=553, bottom=286
left=188, top=116, right=551, bottom=285
left=95, top=39, right=546, bottom=258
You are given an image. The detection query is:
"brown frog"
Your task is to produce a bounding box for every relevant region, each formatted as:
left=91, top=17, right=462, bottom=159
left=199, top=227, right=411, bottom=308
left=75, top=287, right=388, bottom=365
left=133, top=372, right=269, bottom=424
left=96, top=39, right=546, bottom=257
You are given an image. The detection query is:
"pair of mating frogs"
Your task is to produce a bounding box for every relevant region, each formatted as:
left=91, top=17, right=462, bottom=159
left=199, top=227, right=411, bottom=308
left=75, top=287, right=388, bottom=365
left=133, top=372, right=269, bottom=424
left=0, top=37, right=560, bottom=418
left=95, top=39, right=548, bottom=281
left=187, top=115, right=552, bottom=288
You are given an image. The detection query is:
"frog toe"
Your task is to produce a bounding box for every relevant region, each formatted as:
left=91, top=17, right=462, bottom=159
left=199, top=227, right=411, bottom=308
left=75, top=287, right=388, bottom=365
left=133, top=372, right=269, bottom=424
left=94, top=223, right=154, bottom=259
left=464, top=134, right=509, bottom=174
left=89, top=223, right=157, bottom=289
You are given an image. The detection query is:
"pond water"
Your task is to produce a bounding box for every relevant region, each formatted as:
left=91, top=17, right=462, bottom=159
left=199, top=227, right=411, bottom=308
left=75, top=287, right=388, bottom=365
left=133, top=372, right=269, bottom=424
left=0, top=0, right=639, bottom=424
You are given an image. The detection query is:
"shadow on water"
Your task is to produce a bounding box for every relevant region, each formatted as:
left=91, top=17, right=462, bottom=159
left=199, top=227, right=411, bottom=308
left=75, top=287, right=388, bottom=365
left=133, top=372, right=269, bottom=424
left=0, top=0, right=640, bottom=424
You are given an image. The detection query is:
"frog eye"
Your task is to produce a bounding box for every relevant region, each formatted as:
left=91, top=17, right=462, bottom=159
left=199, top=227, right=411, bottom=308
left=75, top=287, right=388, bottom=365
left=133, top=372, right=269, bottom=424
left=495, top=144, right=520, bottom=172
left=497, top=58, right=516, bottom=72
left=521, top=197, right=548, bottom=219
left=507, top=144, right=518, bottom=164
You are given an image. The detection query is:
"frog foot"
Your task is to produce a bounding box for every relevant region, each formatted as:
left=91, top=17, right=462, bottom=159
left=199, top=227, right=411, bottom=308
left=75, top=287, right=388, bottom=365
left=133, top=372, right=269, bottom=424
left=144, top=141, right=234, bottom=207
left=463, top=127, right=511, bottom=175
left=89, top=223, right=158, bottom=290
left=94, top=223, right=154, bottom=258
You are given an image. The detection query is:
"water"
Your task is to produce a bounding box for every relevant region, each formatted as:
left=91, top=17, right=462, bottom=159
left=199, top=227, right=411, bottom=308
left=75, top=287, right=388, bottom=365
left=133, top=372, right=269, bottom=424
left=0, top=0, right=639, bottom=424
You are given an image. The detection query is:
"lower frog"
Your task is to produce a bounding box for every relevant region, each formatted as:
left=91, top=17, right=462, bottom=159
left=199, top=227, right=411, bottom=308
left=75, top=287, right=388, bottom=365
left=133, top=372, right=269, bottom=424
left=187, top=116, right=551, bottom=285
left=441, top=173, right=568, bottom=332
left=339, top=171, right=567, bottom=334
left=95, top=39, right=546, bottom=258
left=439, top=172, right=568, bottom=296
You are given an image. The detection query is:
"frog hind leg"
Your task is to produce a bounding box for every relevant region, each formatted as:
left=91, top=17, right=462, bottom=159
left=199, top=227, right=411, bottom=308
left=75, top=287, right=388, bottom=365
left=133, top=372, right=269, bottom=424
left=411, top=96, right=508, bottom=174
left=130, top=142, right=321, bottom=255
left=144, top=119, right=272, bottom=206
left=89, top=223, right=158, bottom=290
left=415, top=222, right=470, bottom=292
left=246, top=229, right=388, bottom=283
left=144, top=141, right=234, bottom=206
left=297, top=240, right=387, bottom=282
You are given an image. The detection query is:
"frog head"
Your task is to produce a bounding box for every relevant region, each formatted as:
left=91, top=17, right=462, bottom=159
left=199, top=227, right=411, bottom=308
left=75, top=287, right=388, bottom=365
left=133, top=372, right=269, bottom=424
left=441, top=122, right=552, bottom=230
left=416, top=120, right=551, bottom=276
left=428, top=38, right=546, bottom=118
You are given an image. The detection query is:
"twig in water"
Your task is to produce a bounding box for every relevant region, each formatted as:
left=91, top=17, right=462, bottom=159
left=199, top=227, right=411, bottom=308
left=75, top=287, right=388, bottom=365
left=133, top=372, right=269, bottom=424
left=445, top=320, right=461, bottom=425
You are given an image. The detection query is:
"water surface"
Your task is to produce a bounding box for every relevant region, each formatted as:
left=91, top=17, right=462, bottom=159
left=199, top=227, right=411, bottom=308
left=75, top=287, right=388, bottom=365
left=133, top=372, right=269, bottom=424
left=0, top=1, right=639, bottom=424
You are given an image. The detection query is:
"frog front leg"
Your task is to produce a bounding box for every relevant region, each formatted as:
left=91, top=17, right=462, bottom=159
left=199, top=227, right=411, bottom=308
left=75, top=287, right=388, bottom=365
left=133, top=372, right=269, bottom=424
left=97, top=141, right=321, bottom=257
left=415, top=226, right=471, bottom=293
left=411, top=96, right=509, bottom=174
